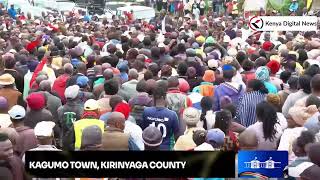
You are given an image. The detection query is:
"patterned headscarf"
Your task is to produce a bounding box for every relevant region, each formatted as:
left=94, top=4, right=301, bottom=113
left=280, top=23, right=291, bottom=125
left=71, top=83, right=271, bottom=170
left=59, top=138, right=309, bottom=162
left=255, top=66, right=270, bottom=82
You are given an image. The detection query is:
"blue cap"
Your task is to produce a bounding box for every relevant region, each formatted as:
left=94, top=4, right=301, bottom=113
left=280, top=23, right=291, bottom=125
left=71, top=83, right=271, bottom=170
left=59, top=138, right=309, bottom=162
left=206, top=128, right=225, bottom=146
left=76, top=76, right=89, bottom=88
left=117, top=61, right=129, bottom=72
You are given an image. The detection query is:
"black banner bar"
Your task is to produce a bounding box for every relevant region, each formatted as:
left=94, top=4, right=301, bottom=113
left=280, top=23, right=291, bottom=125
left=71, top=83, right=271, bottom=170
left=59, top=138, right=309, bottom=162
left=25, top=151, right=235, bottom=178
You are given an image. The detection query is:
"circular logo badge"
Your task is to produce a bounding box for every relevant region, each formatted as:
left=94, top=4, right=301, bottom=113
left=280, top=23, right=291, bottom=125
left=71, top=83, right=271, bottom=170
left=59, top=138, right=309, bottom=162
left=249, top=16, right=264, bottom=31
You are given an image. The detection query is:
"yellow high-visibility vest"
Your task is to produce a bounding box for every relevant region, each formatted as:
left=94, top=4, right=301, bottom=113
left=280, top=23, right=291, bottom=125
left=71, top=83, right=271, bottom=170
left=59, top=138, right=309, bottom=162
left=74, top=119, right=105, bottom=150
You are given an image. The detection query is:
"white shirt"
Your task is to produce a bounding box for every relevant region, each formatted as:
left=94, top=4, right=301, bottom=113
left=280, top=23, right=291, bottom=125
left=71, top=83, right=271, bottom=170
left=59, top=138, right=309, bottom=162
left=278, top=127, right=306, bottom=163
left=124, top=120, right=144, bottom=150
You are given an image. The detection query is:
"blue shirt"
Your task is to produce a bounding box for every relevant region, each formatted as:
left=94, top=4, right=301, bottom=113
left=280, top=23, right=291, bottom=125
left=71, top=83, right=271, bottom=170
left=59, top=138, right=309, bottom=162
left=264, top=81, right=278, bottom=94
left=142, top=107, right=179, bottom=150
left=8, top=8, right=16, bottom=19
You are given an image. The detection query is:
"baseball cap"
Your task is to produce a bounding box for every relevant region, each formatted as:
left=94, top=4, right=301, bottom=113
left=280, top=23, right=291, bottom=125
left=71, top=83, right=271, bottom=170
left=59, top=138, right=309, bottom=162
left=65, top=85, right=80, bottom=100
left=34, top=121, right=55, bottom=137
left=8, top=105, right=26, bottom=120
left=206, top=128, right=225, bottom=146
left=84, top=99, right=99, bottom=111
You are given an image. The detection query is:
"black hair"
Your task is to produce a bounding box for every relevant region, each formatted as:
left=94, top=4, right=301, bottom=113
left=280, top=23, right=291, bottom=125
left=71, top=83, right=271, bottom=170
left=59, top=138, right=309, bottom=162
left=148, top=63, right=160, bottom=77
left=144, top=70, right=153, bottom=81
left=214, top=110, right=232, bottom=134
left=236, top=51, right=247, bottom=65
left=287, top=75, right=299, bottom=90
left=153, top=83, right=167, bottom=102
left=223, top=103, right=237, bottom=118
left=296, top=131, right=315, bottom=152
left=200, top=96, right=213, bottom=130
left=100, top=54, right=119, bottom=68
left=299, top=75, right=312, bottom=94
left=167, top=76, right=179, bottom=88
left=136, top=80, right=147, bottom=93
left=4, top=57, right=15, bottom=69
left=311, top=74, right=320, bottom=92
left=177, top=62, right=188, bottom=76
left=104, top=79, right=119, bottom=95
left=177, top=43, right=186, bottom=53
left=254, top=57, right=267, bottom=68
left=109, top=95, right=123, bottom=110
left=306, top=95, right=320, bottom=108
left=297, top=49, right=308, bottom=65
left=223, top=69, right=235, bottom=80
left=248, top=79, right=268, bottom=94
left=0, top=133, right=9, bottom=142
left=280, top=70, right=292, bottom=84
left=249, top=52, right=260, bottom=61
left=193, top=130, right=207, bottom=146
left=256, top=101, right=278, bottom=141
left=242, top=60, right=255, bottom=71
left=304, top=65, right=320, bottom=77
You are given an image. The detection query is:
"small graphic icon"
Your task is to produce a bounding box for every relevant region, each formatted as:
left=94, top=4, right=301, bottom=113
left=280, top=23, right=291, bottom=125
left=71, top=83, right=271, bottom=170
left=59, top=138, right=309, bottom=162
left=249, top=16, right=264, bottom=31
left=238, top=151, right=288, bottom=178
left=244, top=157, right=281, bottom=169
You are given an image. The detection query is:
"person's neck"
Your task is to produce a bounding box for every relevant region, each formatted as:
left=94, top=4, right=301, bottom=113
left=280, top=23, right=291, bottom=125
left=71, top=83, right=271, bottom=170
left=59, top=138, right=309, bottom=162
left=12, top=122, right=24, bottom=128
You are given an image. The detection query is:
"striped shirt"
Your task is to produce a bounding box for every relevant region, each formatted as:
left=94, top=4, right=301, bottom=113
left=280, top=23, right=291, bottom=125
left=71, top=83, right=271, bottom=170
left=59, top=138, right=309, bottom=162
left=235, top=91, right=266, bottom=127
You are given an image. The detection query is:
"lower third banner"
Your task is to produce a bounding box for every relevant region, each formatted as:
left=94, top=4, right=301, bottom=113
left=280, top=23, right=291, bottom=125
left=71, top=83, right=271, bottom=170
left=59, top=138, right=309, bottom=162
left=25, top=151, right=235, bottom=178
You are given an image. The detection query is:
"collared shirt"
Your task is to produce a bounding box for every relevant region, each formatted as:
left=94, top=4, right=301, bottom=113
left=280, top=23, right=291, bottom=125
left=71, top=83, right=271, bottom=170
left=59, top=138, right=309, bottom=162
left=124, top=121, right=144, bottom=150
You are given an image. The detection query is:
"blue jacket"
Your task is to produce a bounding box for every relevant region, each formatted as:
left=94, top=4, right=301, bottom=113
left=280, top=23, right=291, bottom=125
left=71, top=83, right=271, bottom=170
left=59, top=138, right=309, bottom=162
left=8, top=8, right=16, bottom=19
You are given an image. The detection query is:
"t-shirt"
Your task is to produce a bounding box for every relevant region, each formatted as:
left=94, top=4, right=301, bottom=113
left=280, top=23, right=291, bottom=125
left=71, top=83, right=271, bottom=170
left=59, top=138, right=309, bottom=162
left=142, top=107, right=179, bottom=150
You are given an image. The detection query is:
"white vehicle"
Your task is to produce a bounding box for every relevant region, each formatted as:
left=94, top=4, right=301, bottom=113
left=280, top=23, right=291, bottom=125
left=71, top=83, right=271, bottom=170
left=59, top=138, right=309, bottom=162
left=7, top=0, right=53, bottom=18
left=33, top=0, right=87, bottom=15
left=116, top=5, right=155, bottom=21
left=105, top=1, right=140, bottom=15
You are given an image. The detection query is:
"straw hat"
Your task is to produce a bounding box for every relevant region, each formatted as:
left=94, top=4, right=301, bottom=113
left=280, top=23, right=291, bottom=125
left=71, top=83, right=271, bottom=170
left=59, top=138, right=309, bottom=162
left=0, top=74, right=14, bottom=85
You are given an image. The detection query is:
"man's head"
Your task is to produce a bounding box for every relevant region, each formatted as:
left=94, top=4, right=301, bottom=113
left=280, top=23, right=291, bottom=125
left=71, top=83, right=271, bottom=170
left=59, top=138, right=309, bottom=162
left=104, top=79, right=119, bottom=95
left=34, top=121, right=55, bottom=145
left=311, top=74, right=320, bottom=95
left=107, top=112, right=126, bottom=130
left=239, top=129, right=258, bottom=150
left=103, top=69, right=114, bottom=80
left=109, top=95, right=123, bottom=111
left=26, top=93, right=46, bottom=111
left=39, top=80, right=51, bottom=92
left=94, top=65, right=103, bottom=76
left=206, top=128, right=225, bottom=149
left=222, top=65, right=235, bottom=81
left=64, top=63, right=73, bottom=75
left=293, top=131, right=315, bottom=157
left=142, top=126, right=163, bottom=151
left=167, top=76, right=179, bottom=88
left=128, top=69, right=139, bottom=80
left=8, top=105, right=26, bottom=124
left=136, top=80, right=147, bottom=93
left=308, top=143, right=320, bottom=166
left=81, top=125, right=102, bottom=150
left=0, top=133, right=13, bottom=160
left=65, top=85, right=80, bottom=101
left=76, top=62, right=87, bottom=75
left=183, top=107, right=200, bottom=128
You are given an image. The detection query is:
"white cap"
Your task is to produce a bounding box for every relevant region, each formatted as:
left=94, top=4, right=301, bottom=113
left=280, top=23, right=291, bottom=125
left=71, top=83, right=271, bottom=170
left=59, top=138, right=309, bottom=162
left=8, top=105, right=26, bottom=120
left=64, top=85, right=80, bottom=100
left=34, top=121, right=55, bottom=137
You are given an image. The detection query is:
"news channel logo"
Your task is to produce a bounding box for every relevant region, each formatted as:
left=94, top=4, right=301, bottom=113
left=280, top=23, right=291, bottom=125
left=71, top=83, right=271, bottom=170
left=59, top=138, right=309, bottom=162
left=238, top=151, right=288, bottom=178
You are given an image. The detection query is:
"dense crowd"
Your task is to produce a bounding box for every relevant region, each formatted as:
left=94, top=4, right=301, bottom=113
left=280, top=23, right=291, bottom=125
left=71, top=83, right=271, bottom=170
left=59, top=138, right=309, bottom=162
left=0, top=1, right=320, bottom=179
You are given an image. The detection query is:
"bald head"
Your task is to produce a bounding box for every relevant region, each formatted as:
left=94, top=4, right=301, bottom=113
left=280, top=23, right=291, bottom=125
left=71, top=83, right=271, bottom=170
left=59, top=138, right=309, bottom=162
left=239, top=129, right=258, bottom=150
left=128, top=69, right=139, bottom=80
left=39, top=80, right=51, bottom=92
left=76, top=62, right=87, bottom=74
left=103, top=69, right=113, bottom=80
left=64, top=63, right=73, bottom=75
left=107, top=112, right=126, bottom=130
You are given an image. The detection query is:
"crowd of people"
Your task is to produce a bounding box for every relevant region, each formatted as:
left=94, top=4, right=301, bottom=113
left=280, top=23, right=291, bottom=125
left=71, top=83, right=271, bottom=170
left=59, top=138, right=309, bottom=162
left=0, top=1, right=320, bottom=179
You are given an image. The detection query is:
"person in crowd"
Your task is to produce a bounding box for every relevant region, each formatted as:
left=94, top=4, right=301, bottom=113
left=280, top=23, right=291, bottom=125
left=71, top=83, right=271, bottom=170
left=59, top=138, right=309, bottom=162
left=198, top=96, right=215, bottom=130
left=120, top=69, right=139, bottom=102
left=192, top=70, right=215, bottom=96
left=57, top=85, right=84, bottom=148
left=102, top=112, right=140, bottom=150
left=255, top=66, right=277, bottom=94
left=282, top=75, right=311, bottom=117
left=142, top=126, right=163, bottom=151
left=0, top=97, right=11, bottom=128
left=23, top=60, right=39, bottom=100
left=24, top=93, right=55, bottom=129
left=77, top=76, right=95, bottom=105
left=66, top=62, right=87, bottom=87
left=238, top=128, right=258, bottom=150
left=213, top=65, right=244, bottom=111
left=38, top=80, right=62, bottom=121
left=97, top=78, right=119, bottom=114
left=236, top=79, right=268, bottom=127
left=279, top=105, right=318, bottom=163
left=142, top=84, right=179, bottom=150
left=0, top=74, right=24, bottom=109
left=214, top=110, right=239, bottom=151
left=174, top=107, right=204, bottom=150
left=295, top=74, right=320, bottom=107
left=80, top=125, right=103, bottom=151
left=1, top=54, right=24, bottom=93
left=267, top=60, right=283, bottom=91
left=65, top=99, right=105, bottom=150
left=0, top=132, right=24, bottom=180
left=300, top=143, right=320, bottom=179
left=266, top=94, right=288, bottom=131
left=114, top=102, right=144, bottom=150
left=278, top=75, right=299, bottom=109
left=194, top=128, right=225, bottom=151
left=288, top=131, right=315, bottom=178
left=52, top=63, right=73, bottom=104
left=129, top=80, right=153, bottom=127
left=8, top=105, right=37, bottom=157
left=99, top=95, right=124, bottom=122
left=245, top=101, right=282, bottom=150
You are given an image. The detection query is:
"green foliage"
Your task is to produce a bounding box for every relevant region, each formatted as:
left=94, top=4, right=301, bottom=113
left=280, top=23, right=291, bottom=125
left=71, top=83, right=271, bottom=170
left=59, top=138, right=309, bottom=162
left=268, top=0, right=305, bottom=15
